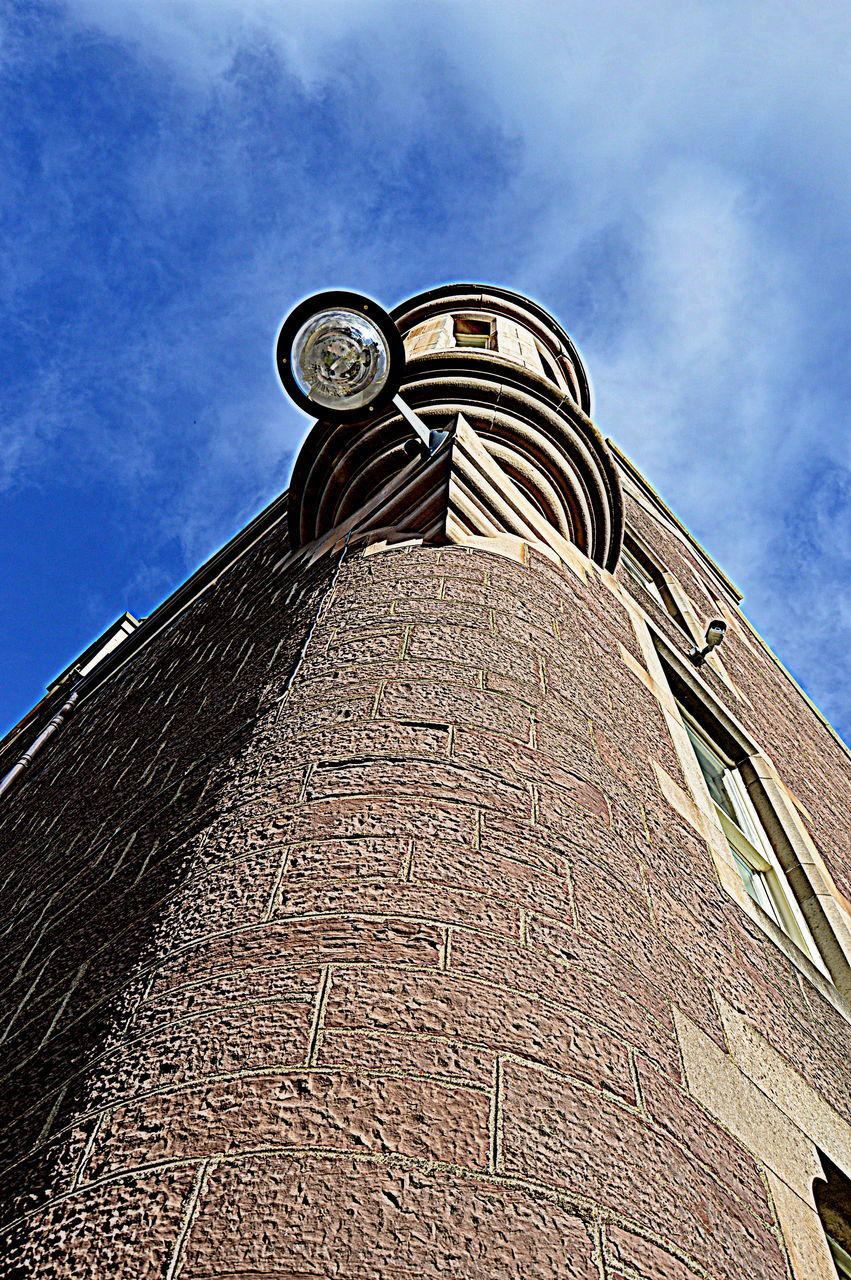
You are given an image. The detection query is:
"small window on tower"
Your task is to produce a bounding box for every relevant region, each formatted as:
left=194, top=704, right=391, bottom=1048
left=453, top=314, right=494, bottom=349
left=815, top=1156, right=851, bottom=1279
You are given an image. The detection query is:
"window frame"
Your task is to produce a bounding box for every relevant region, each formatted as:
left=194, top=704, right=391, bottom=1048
left=649, top=631, right=850, bottom=990
left=452, top=313, right=495, bottom=350
left=678, top=708, right=824, bottom=964
left=619, top=536, right=697, bottom=640
left=621, top=543, right=666, bottom=606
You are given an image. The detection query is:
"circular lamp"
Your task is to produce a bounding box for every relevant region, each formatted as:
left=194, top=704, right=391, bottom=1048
left=276, top=290, right=406, bottom=423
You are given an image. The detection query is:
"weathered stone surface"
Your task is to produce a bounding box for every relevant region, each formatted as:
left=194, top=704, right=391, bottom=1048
left=323, top=965, right=635, bottom=1099
left=180, top=1156, right=599, bottom=1279
left=1, top=325, right=850, bottom=1279
left=605, top=1226, right=707, bottom=1280
left=500, top=1059, right=786, bottom=1280
left=86, top=1071, right=490, bottom=1180
left=3, top=1168, right=195, bottom=1279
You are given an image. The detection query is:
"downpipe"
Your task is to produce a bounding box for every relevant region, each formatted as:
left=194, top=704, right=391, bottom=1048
left=0, top=686, right=81, bottom=803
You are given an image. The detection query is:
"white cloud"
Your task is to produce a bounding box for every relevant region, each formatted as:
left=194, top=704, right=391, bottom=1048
left=13, top=0, right=851, bottom=734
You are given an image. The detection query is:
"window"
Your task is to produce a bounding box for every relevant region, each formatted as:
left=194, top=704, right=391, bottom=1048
left=620, top=539, right=692, bottom=635
left=816, top=1157, right=851, bottom=1279
left=453, top=314, right=494, bottom=349
left=679, top=705, right=825, bottom=967
left=622, top=544, right=667, bottom=607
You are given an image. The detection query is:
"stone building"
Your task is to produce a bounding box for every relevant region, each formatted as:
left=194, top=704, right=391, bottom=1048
left=1, top=284, right=850, bottom=1278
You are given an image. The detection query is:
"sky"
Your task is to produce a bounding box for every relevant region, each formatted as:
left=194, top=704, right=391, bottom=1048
left=1, top=0, right=850, bottom=742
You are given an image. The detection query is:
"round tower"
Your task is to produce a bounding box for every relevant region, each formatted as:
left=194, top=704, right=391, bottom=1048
left=1, top=285, right=845, bottom=1280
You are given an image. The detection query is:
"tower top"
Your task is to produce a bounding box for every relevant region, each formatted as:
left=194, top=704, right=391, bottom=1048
left=288, top=283, right=620, bottom=570
left=391, top=282, right=593, bottom=416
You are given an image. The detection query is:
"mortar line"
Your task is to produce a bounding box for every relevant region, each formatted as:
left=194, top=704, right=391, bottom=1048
left=489, top=1057, right=504, bottom=1174
left=591, top=1221, right=607, bottom=1280
left=306, top=966, right=333, bottom=1067
left=564, top=863, right=577, bottom=929
left=400, top=839, right=414, bottom=883
left=370, top=680, right=385, bottom=720
left=0, top=954, right=51, bottom=1044
left=627, top=1048, right=647, bottom=1116
left=262, top=849, right=289, bottom=924
left=529, top=781, right=540, bottom=825
left=443, top=927, right=453, bottom=971
left=38, top=961, right=88, bottom=1050
left=439, top=927, right=452, bottom=971
left=35, top=1083, right=67, bottom=1148
left=297, top=763, right=315, bottom=805
left=164, top=1157, right=213, bottom=1280
left=72, top=1110, right=105, bottom=1191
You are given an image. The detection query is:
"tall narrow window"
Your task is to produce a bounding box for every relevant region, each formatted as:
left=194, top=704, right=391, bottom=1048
left=621, top=544, right=666, bottom=607
left=678, top=704, right=825, bottom=968
left=816, top=1157, right=851, bottom=1279
left=453, top=314, right=494, bottom=349
left=620, top=539, right=692, bottom=635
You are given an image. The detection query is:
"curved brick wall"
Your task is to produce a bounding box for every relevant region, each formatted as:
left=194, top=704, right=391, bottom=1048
left=2, top=532, right=823, bottom=1279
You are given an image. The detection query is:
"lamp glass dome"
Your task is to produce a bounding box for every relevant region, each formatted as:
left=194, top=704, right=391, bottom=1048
left=291, top=308, right=390, bottom=413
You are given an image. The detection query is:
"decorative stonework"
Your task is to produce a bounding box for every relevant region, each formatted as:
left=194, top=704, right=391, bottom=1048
left=393, top=283, right=592, bottom=413
left=288, top=285, right=623, bottom=570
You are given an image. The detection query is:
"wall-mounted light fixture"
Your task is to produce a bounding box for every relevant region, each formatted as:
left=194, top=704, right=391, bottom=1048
left=689, top=618, right=728, bottom=666
left=276, top=290, right=447, bottom=454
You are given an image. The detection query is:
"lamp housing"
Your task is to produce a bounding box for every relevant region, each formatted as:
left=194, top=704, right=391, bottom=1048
left=689, top=617, right=728, bottom=666
left=276, top=290, right=406, bottom=424
left=704, top=619, right=727, bottom=650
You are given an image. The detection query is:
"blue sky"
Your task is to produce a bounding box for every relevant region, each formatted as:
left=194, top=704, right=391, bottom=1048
left=2, top=0, right=851, bottom=741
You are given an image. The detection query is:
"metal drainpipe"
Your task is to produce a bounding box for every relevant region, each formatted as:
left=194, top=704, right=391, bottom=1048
left=0, top=685, right=82, bottom=803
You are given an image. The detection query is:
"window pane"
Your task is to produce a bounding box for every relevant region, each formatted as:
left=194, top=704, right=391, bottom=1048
left=673, top=695, right=828, bottom=973
left=683, top=723, right=737, bottom=820
left=453, top=315, right=493, bottom=349
left=621, top=548, right=663, bottom=603
left=729, top=847, right=781, bottom=926
left=683, top=720, right=765, bottom=847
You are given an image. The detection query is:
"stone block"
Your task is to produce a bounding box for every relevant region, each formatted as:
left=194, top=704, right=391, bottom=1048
left=87, top=1070, right=491, bottom=1178
left=179, top=1155, right=599, bottom=1280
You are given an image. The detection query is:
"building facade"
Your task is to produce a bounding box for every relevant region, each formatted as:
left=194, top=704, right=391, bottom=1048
left=1, top=284, right=850, bottom=1278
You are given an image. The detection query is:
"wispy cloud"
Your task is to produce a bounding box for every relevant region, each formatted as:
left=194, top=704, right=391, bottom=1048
left=2, top=0, right=850, bottom=737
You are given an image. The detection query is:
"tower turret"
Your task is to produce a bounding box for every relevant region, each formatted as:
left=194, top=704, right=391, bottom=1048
left=1, top=285, right=851, bottom=1280
left=289, top=284, right=622, bottom=572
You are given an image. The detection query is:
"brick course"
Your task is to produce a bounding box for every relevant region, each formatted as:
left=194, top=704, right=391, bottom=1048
left=0, top=498, right=849, bottom=1275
